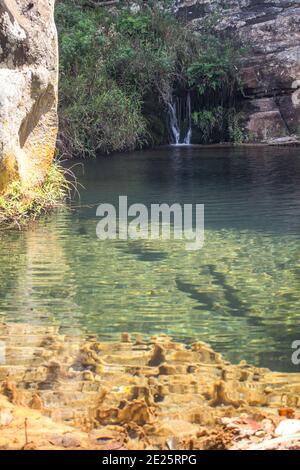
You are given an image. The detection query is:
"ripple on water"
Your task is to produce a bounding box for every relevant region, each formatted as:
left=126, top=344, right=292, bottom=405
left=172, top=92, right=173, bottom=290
left=0, top=147, right=300, bottom=372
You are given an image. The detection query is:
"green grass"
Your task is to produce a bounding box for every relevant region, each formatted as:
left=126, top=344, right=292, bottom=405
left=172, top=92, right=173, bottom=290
left=0, top=163, right=69, bottom=229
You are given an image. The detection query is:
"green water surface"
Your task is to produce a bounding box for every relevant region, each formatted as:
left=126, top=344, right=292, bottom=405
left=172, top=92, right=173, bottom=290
left=1, top=146, right=300, bottom=371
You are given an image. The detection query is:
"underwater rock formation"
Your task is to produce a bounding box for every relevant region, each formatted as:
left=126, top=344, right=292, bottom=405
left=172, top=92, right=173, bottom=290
left=1, top=322, right=300, bottom=449
left=0, top=0, right=58, bottom=193
left=177, top=0, right=300, bottom=144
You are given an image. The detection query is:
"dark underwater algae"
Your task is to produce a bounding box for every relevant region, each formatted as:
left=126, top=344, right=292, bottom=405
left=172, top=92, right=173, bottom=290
left=0, top=322, right=300, bottom=450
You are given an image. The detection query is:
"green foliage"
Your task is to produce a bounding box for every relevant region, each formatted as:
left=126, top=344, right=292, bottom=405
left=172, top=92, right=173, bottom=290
left=228, top=110, right=245, bottom=144
left=187, top=11, right=244, bottom=91
left=60, top=76, right=145, bottom=155
left=192, top=107, right=224, bottom=143
left=56, top=1, right=244, bottom=155
left=187, top=29, right=243, bottom=143
left=56, top=1, right=188, bottom=156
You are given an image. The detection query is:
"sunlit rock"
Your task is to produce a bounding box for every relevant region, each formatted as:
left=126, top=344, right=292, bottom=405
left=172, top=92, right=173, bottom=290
left=275, top=419, right=300, bottom=437
left=0, top=0, right=58, bottom=193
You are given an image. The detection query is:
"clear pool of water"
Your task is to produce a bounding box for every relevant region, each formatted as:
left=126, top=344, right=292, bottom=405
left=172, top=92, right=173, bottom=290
left=1, top=146, right=300, bottom=371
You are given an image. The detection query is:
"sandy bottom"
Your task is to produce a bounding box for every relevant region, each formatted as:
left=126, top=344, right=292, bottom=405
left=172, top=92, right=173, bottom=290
left=0, top=322, right=300, bottom=450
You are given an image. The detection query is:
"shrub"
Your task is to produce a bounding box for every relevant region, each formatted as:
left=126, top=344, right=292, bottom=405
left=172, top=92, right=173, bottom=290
left=192, top=108, right=224, bottom=143
left=56, top=1, right=244, bottom=155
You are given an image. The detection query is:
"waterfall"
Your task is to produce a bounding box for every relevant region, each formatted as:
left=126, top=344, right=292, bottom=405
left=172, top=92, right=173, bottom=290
left=168, top=92, right=192, bottom=145
left=167, top=101, right=181, bottom=145
left=183, top=93, right=192, bottom=145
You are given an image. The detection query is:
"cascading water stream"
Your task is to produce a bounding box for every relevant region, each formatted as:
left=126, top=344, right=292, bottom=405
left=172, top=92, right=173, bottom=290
left=168, top=92, right=192, bottom=145
left=167, top=101, right=181, bottom=145
left=183, top=93, right=192, bottom=145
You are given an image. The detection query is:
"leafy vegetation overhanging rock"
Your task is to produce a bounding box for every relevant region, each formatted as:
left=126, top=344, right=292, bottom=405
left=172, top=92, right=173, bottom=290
left=56, top=0, right=243, bottom=157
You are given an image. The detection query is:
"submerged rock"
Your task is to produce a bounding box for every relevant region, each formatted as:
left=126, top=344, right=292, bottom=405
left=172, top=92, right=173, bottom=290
left=0, top=321, right=300, bottom=449
left=0, top=0, right=58, bottom=193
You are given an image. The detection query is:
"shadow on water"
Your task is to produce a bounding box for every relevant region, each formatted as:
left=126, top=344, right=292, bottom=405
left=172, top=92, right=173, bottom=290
left=117, top=240, right=168, bottom=262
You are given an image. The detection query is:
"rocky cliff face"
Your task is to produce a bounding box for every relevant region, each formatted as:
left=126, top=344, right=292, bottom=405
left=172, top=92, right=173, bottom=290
left=177, top=0, right=300, bottom=143
left=0, top=0, right=58, bottom=193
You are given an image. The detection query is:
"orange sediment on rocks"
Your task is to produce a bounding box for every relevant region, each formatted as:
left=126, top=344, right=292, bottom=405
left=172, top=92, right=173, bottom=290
left=0, top=155, right=19, bottom=194
left=19, top=126, right=58, bottom=190
left=0, top=323, right=300, bottom=450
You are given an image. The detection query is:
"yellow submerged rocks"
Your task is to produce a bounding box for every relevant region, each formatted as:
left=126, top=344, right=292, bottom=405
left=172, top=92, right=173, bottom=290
left=0, top=322, right=300, bottom=449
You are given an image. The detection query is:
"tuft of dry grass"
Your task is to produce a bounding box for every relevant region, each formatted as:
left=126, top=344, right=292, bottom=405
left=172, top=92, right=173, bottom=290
left=0, top=162, right=70, bottom=229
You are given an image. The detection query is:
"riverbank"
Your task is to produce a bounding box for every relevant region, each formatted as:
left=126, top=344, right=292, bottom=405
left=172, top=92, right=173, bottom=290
left=159, top=137, right=300, bottom=149
left=0, top=163, right=68, bottom=229
left=1, top=322, right=300, bottom=450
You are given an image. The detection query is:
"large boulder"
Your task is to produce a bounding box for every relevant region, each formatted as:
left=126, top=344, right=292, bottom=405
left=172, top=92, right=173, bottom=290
left=177, top=0, right=300, bottom=143
left=0, top=0, right=58, bottom=193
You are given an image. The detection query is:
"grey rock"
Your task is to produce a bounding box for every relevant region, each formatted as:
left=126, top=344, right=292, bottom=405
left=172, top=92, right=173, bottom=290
left=177, top=0, right=300, bottom=142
